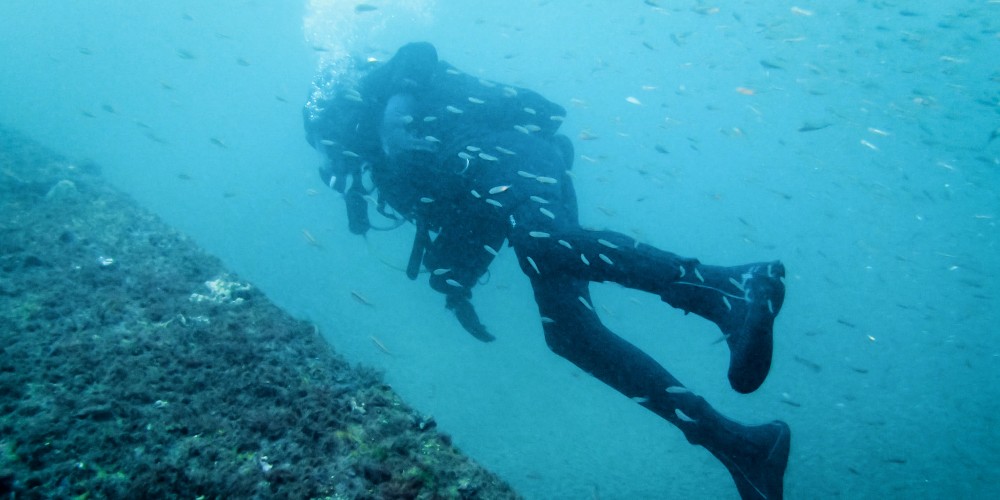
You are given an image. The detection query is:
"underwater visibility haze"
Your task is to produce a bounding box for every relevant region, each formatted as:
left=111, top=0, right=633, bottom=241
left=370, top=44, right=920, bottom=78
left=1, top=0, right=999, bottom=498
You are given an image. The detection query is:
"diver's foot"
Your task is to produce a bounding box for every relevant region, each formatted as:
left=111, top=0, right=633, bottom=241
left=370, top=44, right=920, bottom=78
left=659, top=260, right=785, bottom=393
left=718, top=420, right=791, bottom=500
left=719, top=261, right=785, bottom=394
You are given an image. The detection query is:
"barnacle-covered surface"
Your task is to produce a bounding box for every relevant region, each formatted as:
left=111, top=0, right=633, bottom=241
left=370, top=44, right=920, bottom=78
left=0, top=126, right=519, bottom=499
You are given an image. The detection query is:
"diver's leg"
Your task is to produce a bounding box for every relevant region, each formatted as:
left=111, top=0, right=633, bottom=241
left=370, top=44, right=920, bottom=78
left=527, top=274, right=790, bottom=500
left=510, top=225, right=785, bottom=394
left=466, top=130, right=784, bottom=393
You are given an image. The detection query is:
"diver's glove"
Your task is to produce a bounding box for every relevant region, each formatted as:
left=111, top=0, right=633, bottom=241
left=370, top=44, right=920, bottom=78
left=445, top=294, right=495, bottom=343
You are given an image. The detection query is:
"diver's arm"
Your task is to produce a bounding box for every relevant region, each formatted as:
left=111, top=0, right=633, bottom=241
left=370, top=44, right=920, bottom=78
left=445, top=293, right=495, bottom=342
left=423, top=225, right=503, bottom=343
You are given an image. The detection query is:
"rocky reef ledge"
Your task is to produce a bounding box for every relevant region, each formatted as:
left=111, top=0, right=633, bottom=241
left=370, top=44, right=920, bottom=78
left=0, top=127, right=519, bottom=499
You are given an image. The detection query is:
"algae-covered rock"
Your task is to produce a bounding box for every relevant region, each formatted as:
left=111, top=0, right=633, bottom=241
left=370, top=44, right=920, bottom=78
left=0, top=126, right=520, bottom=499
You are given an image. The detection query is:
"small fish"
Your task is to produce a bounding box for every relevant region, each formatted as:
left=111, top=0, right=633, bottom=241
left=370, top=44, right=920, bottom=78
left=674, top=409, right=696, bottom=423
left=483, top=245, right=499, bottom=256
left=370, top=335, right=392, bottom=355
left=535, top=176, right=558, bottom=184
left=523, top=107, right=536, bottom=114
left=735, top=87, right=755, bottom=95
left=860, top=139, right=879, bottom=151
left=432, top=268, right=451, bottom=275
left=489, top=185, right=510, bottom=195
left=466, top=145, right=481, bottom=152
left=479, top=153, right=498, bottom=161
left=485, top=198, right=503, bottom=208
left=526, top=256, right=541, bottom=275
left=580, top=254, right=590, bottom=266
left=539, top=207, right=555, bottom=219
left=599, top=253, right=614, bottom=265
left=146, top=133, right=168, bottom=144
left=496, top=146, right=517, bottom=155
left=798, top=122, right=831, bottom=132
left=445, top=279, right=462, bottom=287
left=419, top=197, right=434, bottom=203
left=209, top=137, right=228, bottom=148
left=514, top=125, right=531, bottom=134
left=625, top=96, right=642, bottom=105
left=780, top=394, right=802, bottom=407
left=711, top=334, right=731, bottom=345
left=597, top=239, right=619, bottom=249
left=728, top=277, right=745, bottom=291
left=355, top=4, right=378, bottom=13
left=793, top=355, right=822, bottom=373
left=529, top=231, right=550, bottom=238
left=446, top=105, right=463, bottom=114
left=665, top=386, right=691, bottom=394
left=467, top=97, right=485, bottom=104
left=529, top=195, right=549, bottom=204
left=352, top=290, right=374, bottom=306
left=558, top=240, right=573, bottom=249
left=302, top=229, right=321, bottom=247
left=470, top=189, right=481, bottom=198
left=578, top=296, right=594, bottom=311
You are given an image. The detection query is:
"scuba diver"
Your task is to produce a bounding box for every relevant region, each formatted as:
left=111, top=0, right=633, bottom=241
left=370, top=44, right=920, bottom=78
left=304, top=42, right=791, bottom=499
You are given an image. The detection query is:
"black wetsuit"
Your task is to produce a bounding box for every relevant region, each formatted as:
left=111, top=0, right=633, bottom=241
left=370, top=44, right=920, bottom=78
left=304, top=42, right=791, bottom=500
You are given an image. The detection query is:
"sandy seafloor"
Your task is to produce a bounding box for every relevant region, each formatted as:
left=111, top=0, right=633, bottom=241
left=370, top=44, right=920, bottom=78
left=0, top=126, right=519, bottom=499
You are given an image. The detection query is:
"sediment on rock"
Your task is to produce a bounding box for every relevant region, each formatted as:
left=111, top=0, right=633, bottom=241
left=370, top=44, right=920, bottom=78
left=0, top=126, right=520, bottom=499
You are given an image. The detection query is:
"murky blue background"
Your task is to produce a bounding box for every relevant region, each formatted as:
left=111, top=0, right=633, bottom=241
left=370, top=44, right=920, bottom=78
left=2, top=1, right=998, bottom=497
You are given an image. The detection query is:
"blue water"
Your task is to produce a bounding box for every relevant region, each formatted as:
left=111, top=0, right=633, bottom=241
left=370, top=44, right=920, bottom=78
left=2, top=1, right=998, bottom=497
